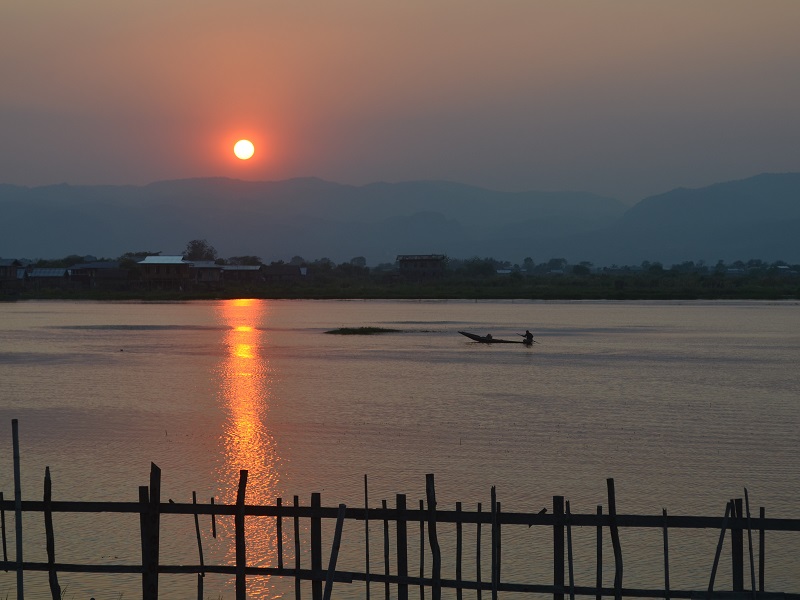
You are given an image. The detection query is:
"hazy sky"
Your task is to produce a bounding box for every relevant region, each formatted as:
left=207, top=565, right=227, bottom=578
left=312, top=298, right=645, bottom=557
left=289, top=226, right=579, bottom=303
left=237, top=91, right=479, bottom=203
left=2, top=1, right=799, bottom=202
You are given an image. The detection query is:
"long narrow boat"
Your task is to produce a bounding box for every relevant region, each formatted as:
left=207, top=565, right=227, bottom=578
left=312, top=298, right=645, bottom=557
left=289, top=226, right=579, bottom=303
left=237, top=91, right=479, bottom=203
left=458, top=331, right=528, bottom=344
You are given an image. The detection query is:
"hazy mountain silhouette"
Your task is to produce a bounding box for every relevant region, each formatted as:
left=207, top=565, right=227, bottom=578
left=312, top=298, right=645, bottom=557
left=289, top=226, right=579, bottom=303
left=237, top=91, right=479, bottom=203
left=1, top=173, right=798, bottom=265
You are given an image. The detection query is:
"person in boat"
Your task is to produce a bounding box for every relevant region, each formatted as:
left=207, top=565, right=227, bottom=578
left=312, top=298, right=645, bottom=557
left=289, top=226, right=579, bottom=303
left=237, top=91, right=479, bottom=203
left=485, top=333, right=492, bottom=341
left=523, top=329, right=534, bottom=344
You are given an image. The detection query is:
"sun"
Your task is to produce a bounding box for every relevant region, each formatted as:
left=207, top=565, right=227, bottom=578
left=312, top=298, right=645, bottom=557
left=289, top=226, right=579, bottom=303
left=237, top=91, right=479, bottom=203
left=233, top=139, right=255, bottom=160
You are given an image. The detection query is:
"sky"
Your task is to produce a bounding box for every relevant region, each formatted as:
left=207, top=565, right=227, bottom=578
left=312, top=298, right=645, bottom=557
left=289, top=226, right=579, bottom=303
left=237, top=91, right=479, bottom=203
left=2, top=1, right=799, bottom=203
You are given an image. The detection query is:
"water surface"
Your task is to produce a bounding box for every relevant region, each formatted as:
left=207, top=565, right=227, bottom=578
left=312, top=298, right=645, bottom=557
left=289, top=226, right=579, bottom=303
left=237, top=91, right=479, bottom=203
left=0, top=299, right=798, bottom=598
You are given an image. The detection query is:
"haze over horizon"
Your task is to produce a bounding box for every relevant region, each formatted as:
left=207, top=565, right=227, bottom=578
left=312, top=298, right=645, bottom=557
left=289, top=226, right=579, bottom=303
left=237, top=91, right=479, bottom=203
left=2, top=1, right=799, bottom=204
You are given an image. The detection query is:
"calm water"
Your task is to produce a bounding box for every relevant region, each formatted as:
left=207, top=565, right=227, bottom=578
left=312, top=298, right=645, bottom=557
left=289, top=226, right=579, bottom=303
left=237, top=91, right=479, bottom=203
left=0, top=299, right=798, bottom=598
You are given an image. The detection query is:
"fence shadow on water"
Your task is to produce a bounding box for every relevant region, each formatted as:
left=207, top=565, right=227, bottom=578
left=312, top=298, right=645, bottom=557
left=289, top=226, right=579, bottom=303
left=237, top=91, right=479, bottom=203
left=2, top=419, right=800, bottom=600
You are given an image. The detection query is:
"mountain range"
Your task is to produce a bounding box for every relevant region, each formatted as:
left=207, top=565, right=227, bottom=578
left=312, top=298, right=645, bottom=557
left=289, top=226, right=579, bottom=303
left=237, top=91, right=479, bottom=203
left=1, top=172, right=798, bottom=266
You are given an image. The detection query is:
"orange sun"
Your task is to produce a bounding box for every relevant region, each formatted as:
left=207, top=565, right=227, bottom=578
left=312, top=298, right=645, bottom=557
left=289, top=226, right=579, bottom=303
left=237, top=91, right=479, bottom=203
left=233, top=139, right=255, bottom=160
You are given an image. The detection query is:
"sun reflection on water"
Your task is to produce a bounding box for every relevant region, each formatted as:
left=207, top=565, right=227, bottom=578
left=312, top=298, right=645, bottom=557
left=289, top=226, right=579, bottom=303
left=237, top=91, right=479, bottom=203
left=215, top=299, right=282, bottom=592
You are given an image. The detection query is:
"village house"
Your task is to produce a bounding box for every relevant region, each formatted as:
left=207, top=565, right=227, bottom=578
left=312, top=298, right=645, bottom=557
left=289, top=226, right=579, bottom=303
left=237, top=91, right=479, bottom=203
left=188, top=260, right=223, bottom=284
left=0, top=259, right=23, bottom=291
left=68, top=261, right=129, bottom=289
left=221, top=264, right=264, bottom=283
left=137, top=255, right=191, bottom=288
left=27, top=268, right=70, bottom=289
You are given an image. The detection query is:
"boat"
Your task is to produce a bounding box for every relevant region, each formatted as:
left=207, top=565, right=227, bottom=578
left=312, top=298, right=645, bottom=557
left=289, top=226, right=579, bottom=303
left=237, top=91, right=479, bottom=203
left=458, top=331, right=530, bottom=344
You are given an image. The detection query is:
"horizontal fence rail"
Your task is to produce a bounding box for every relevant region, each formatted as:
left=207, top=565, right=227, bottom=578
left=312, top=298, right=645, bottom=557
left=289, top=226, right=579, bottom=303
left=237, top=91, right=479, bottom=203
left=3, top=421, right=800, bottom=600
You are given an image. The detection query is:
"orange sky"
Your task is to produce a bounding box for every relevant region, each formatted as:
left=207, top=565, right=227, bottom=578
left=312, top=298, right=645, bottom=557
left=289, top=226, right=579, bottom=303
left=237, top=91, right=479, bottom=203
left=2, top=1, right=799, bottom=201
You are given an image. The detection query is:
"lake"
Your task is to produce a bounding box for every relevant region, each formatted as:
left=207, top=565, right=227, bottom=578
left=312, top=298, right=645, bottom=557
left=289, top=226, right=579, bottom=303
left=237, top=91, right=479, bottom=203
left=1, top=299, right=799, bottom=598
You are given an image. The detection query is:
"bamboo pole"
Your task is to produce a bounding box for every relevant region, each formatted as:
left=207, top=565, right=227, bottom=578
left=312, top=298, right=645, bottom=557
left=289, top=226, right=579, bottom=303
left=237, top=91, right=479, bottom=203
left=420, top=499, right=426, bottom=600
left=192, top=492, right=205, bottom=577
left=211, top=497, right=217, bottom=538
left=476, top=502, right=482, bottom=600
left=491, top=487, right=498, bottom=600
left=365, top=476, right=371, bottom=600
left=744, top=489, right=756, bottom=600
left=596, top=505, right=603, bottom=600
left=294, top=495, right=302, bottom=600
left=311, top=492, right=322, bottom=600
left=456, top=501, right=463, bottom=600
left=497, top=501, right=502, bottom=593
left=733, top=498, right=744, bottom=592
left=759, top=507, right=765, bottom=593
left=139, top=485, right=150, bottom=599
left=566, top=501, right=575, bottom=600
left=707, top=500, right=732, bottom=599
left=382, top=499, right=390, bottom=600
left=235, top=469, right=248, bottom=600
left=12, top=419, right=24, bottom=600
left=322, top=503, right=347, bottom=600
left=1, top=491, right=6, bottom=570
left=426, top=474, right=442, bottom=600
left=277, top=497, right=284, bottom=570
left=606, top=479, right=623, bottom=600
left=43, top=466, right=61, bottom=600
left=662, top=508, right=670, bottom=600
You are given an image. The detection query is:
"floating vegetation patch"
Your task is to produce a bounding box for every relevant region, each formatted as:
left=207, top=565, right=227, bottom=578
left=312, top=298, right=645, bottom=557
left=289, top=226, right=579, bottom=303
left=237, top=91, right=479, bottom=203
left=324, top=327, right=401, bottom=335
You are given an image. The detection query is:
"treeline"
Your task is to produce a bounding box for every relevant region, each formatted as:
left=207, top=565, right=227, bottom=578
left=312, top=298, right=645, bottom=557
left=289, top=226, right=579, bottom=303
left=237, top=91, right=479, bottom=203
left=9, top=238, right=800, bottom=300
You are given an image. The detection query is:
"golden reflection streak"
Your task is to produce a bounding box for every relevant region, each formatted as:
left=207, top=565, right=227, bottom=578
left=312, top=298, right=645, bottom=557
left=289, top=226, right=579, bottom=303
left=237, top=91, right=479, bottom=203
left=215, top=299, right=282, bottom=593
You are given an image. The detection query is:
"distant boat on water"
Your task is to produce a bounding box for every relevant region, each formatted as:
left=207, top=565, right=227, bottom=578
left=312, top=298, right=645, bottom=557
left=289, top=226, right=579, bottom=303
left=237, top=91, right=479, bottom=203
left=458, top=331, right=531, bottom=345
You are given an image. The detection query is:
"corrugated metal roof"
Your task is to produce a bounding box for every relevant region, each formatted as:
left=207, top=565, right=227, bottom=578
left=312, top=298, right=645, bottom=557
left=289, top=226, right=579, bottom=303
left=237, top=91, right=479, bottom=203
left=138, top=256, right=187, bottom=265
left=222, top=265, right=262, bottom=271
left=29, top=268, right=68, bottom=277
left=190, top=261, right=221, bottom=269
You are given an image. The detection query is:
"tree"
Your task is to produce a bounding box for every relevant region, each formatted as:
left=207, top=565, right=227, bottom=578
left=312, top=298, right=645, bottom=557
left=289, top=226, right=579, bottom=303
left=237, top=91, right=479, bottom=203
left=350, top=256, right=367, bottom=267
left=228, top=255, right=262, bottom=266
left=523, top=257, right=535, bottom=273
left=183, top=239, right=217, bottom=261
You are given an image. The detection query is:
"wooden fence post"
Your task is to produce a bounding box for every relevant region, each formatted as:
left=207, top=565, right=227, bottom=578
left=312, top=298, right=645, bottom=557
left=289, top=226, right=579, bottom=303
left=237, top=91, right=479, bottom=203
left=235, top=469, right=248, bottom=600
left=426, top=474, right=442, bottom=600
left=491, top=487, right=498, bottom=600
left=311, top=492, right=322, bottom=600
left=277, top=497, right=284, bottom=570
left=382, top=499, right=390, bottom=600
left=322, top=504, right=347, bottom=600
left=596, top=505, right=603, bottom=600
left=732, top=498, right=744, bottom=592
left=662, top=508, right=670, bottom=600
left=293, top=495, right=302, bottom=600
left=364, top=476, right=371, bottom=600
left=12, top=419, right=24, bottom=600
left=708, top=500, right=732, bottom=598
left=759, top=507, right=765, bottom=593
left=456, top=501, right=463, bottom=600
left=477, top=502, right=482, bottom=600
left=553, top=495, right=565, bottom=600
left=397, top=493, right=409, bottom=600
left=141, top=463, right=161, bottom=600
left=43, top=466, right=61, bottom=600
left=1, top=491, right=7, bottom=568
left=606, top=479, right=623, bottom=600
left=192, top=492, right=205, bottom=578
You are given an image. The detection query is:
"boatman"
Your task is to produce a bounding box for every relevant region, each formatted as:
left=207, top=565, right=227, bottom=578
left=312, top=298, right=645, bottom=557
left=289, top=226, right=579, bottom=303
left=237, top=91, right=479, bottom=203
left=523, top=329, right=534, bottom=344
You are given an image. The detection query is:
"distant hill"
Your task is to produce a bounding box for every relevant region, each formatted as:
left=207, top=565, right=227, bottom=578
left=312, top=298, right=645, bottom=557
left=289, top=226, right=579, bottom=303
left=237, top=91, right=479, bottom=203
left=0, top=178, right=625, bottom=264
left=553, top=172, right=800, bottom=266
left=1, top=173, right=798, bottom=265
